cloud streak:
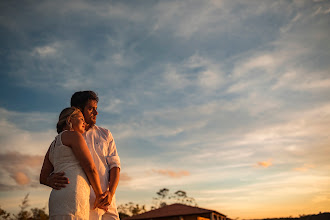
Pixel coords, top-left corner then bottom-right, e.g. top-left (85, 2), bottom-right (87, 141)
top-left (0, 151), bottom-right (44, 190)
top-left (151, 169), bottom-right (190, 178)
top-left (256, 160), bottom-right (273, 168)
top-left (11, 172), bottom-right (30, 185)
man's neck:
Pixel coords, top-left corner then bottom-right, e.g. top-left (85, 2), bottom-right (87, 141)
top-left (85, 124), bottom-right (95, 131)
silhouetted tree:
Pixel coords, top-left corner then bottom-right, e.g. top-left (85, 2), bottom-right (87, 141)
top-left (1, 194), bottom-right (50, 220)
top-left (30, 208), bottom-right (48, 220)
top-left (152, 188), bottom-right (197, 209)
top-left (172, 190), bottom-right (197, 206)
top-left (0, 207), bottom-right (11, 220)
top-left (118, 212), bottom-right (130, 220)
top-left (152, 188), bottom-right (170, 209)
top-left (14, 194), bottom-right (31, 220)
top-left (117, 202), bottom-right (146, 217)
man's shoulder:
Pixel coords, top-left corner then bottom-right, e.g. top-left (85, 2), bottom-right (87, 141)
top-left (93, 125), bottom-right (109, 132)
top-left (92, 125), bottom-right (113, 139)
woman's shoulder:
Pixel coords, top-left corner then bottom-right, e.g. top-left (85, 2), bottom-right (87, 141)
top-left (61, 130), bottom-right (84, 146)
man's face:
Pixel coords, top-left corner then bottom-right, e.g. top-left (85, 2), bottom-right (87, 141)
top-left (83, 99), bottom-right (98, 126)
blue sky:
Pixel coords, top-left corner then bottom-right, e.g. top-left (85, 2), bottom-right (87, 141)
top-left (0, 0), bottom-right (330, 219)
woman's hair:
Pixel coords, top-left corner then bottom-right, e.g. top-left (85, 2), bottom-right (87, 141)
top-left (56, 107), bottom-right (81, 134)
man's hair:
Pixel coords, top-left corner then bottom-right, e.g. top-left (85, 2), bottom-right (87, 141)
top-left (70, 91), bottom-right (99, 111)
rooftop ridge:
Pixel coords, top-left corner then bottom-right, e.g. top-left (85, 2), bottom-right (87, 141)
top-left (124, 203), bottom-right (226, 220)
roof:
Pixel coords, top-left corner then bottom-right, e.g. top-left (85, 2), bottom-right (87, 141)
top-left (124, 203), bottom-right (226, 220)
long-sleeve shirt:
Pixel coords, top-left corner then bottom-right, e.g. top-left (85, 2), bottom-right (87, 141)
top-left (83, 125), bottom-right (121, 217)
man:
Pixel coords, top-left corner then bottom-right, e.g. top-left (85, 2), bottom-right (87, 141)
top-left (45, 91), bottom-right (121, 220)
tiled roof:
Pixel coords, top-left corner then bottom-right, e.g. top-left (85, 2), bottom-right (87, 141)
top-left (124, 203), bottom-right (226, 220)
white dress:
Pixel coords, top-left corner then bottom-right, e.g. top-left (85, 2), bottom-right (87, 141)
top-left (48, 131), bottom-right (90, 220)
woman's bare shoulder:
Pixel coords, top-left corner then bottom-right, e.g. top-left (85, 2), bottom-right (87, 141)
top-left (61, 131), bottom-right (83, 147)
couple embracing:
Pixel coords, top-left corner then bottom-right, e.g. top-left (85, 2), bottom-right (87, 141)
top-left (40, 91), bottom-right (121, 220)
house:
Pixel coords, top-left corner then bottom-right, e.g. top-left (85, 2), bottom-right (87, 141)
top-left (123, 203), bottom-right (227, 220)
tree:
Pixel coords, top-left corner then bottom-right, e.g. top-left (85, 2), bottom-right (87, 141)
top-left (14, 194), bottom-right (31, 220)
top-left (152, 188), bottom-right (170, 209)
top-left (172, 190), bottom-right (197, 206)
top-left (152, 188), bottom-right (197, 209)
top-left (30, 208), bottom-right (48, 220)
top-left (0, 207), bottom-right (11, 220)
top-left (2, 194), bottom-right (50, 220)
top-left (117, 202), bottom-right (146, 217)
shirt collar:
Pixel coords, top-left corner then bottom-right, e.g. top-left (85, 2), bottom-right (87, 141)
top-left (85, 124), bottom-right (97, 134)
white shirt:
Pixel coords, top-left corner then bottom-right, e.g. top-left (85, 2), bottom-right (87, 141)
top-left (83, 125), bottom-right (121, 217)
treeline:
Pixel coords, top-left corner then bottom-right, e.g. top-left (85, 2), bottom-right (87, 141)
top-left (0, 188), bottom-right (195, 220)
top-left (0, 194), bottom-right (48, 220)
top-left (2, 189), bottom-right (328, 220)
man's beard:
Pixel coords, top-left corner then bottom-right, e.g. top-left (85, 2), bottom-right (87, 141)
top-left (89, 120), bottom-right (96, 126)
top-left (86, 118), bottom-right (96, 127)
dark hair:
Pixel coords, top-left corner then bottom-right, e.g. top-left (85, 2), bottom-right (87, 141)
top-left (70, 91), bottom-right (99, 111)
top-left (56, 107), bottom-right (81, 134)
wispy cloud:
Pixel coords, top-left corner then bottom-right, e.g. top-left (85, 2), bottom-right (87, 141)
top-left (11, 172), bottom-right (30, 185)
top-left (32, 45), bottom-right (57, 57)
top-left (119, 172), bottom-right (132, 186)
top-left (256, 160), bottom-right (273, 168)
top-left (293, 164), bottom-right (315, 172)
top-left (0, 151), bottom-right (44, 190)
top-left (151, 169), bottom-right (190, 178)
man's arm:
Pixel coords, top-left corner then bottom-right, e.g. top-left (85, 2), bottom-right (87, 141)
top-left (98, 130), bottom-right (121, 209)
top-left (98, 167), bottom-right (120, 209)
top-left (40, 145), bottom-right (69, 190)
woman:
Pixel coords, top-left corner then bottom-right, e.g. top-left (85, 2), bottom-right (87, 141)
top-left (40, 107), bottom-right (105, 219)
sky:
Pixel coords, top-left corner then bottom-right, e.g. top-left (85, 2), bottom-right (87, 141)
top-left (0, 0), bottom-right (330, 219)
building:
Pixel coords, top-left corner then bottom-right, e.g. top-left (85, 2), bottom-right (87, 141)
top-left (123, 203), bottom-right (227, 220)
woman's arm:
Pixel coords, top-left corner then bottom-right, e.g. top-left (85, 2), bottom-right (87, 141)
top-left (40, 147), bottom-right (53, 186)
top-left (62, 131), bottom-right (103, 197)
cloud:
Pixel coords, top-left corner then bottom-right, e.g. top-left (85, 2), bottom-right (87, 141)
top-left (0, 108), bottom-right (56, 190)
top-left (102, 98), bottom-right (124, 114)
top-left (0, 151), bottom-right (44, 170)
top-left (11, 172), bottom-right (30, 185)
top-left (0, 151), bottom-right (44, 188)
top-left (232, 54), bottom-right (276, 78)
top-left (0, 183), bottom-right (19, 191)
top-left (294, 164), bottom-right (315, 172)
top-left (256, 160), bottom-right (273, 168)
top-left (0, 108), bottom-right (56, 154)
top-left (32, 45), bottom-right (57, 57)
top-left (151, 169), bottom-right (190, 178)
top-left (119, 172), bottom-right (132, 184)
top-left (325, 7), bottom-right (330, 14)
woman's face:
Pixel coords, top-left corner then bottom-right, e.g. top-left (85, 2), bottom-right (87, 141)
top-left (70, 111), bottom-right (86, 134)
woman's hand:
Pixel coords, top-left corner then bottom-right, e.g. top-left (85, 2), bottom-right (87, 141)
top-left (93, 194), bottom-right (108, 212)
top-left (95, 190), bottom-right (113, 210)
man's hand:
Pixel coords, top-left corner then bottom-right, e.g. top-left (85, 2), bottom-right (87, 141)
top-left (47, 172), bottom-right (69, 190)
top-left (96, 191), bottom-right (113, 210)
top-left (93, 194), bottom-right (108, 212)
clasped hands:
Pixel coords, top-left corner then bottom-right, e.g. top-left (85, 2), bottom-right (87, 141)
top-left (93, 191), bottom-right (113, 212)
